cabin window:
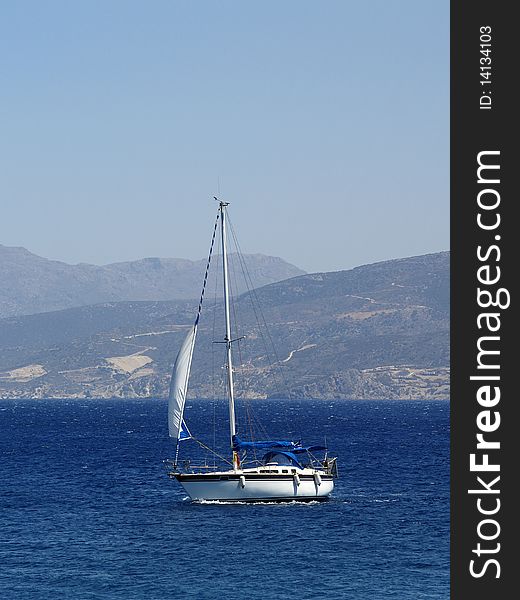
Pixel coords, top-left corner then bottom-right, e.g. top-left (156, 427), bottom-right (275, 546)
top-left (282, 470), bottom-right (288, 473)
top-left (292, 469), bottom-right (296, 474)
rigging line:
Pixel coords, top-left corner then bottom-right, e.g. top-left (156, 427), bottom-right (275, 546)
top-left (179, 208), bottom-right (220, 463)
top-left (227, 217), bottom-right (294, 440)
top-left (226, 226), bottom-right (271, 443)
top-left (194, 209), bottom-right (220, 326)
top-left (228, 250), bottom-right (241, 430)
top-left (211, 233), bottom-right (222, 462)
top-left (232, 255), bottom-right (257, 404)
top-left (228, 251), bottom-right (240, 351)
top-left (228, 249), bottom-right (253, 406)
top-left (247, 401), bottom-right (271, 440)
top-left (244, 402), bottom-right (263, 463)
top-left (227, 215), bottom-right (292, 399)
top-left (227, 215), bottom-right (281, 364)
top-left (229, 250), bottom-right (273, 379)
top-left (232, 264), bottom-right (272, 436)
top-left (192, 437), bottom-right (233, 466)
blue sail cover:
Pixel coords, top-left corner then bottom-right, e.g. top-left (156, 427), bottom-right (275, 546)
top-left (233, 436), bottom-right (328, 469)
top-left (292, 445), bottom-right (327, 454)
top-left (232, 435), bottom-right (300, 451)
top-left (232, 435), bottom-right (326, 454)
top-left (262, 451), bottom-right (304, 469)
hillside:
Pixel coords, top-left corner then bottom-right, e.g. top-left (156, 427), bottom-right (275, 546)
top-left (0, 244), bottom-right (305, 318)
top-left (0, 252), bottom-right (449, 400)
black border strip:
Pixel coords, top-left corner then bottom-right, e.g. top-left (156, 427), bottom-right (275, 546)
top-left (451, 2), bottom-right (514, 596)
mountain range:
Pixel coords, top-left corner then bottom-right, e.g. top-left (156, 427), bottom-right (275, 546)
top-left (0, 244), bottom-right (305, 318)
top-left (0, 251), bottom-right (449, 400)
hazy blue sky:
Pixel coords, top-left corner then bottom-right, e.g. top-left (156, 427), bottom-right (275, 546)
top-left (1, 1), bottom-right (448, 273)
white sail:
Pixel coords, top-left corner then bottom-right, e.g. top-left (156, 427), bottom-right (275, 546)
top-left (168, 325), bottom-right (197, 440)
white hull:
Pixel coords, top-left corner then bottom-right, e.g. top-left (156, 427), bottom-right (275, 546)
top-left (174, 468), bottom-right (334, 502)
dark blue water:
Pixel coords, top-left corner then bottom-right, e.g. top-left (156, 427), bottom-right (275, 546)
top-left (0, 399), bottom-right (449, 599)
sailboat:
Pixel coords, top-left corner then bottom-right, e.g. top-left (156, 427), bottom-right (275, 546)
top-left (167, 199), bottom-right (337, 502)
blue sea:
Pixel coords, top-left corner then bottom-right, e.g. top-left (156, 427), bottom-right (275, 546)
top-left (0, 399), bottom-right (449, 599)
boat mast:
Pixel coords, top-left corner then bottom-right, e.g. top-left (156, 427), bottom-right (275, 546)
top-left (219, 200), bottom-right (238, 469)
